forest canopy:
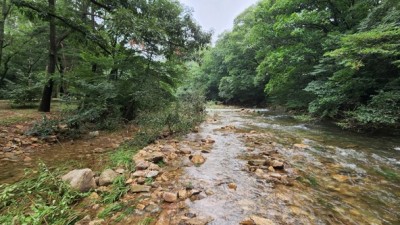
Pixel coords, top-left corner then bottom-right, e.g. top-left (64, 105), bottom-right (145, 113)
top-left (0, 0), bottom-right (211, 129)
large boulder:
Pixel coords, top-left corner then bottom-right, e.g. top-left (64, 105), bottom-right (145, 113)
top-left (99, 169), bottom-right (118, 186)
top-left (62, 168), bottom-right (97, 192)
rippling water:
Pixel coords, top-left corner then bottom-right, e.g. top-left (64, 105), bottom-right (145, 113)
top-left (181, 109), bottom-right (400, 225)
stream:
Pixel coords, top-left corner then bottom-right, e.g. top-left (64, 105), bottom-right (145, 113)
top-left (179, 108), bottom-right (400, 225)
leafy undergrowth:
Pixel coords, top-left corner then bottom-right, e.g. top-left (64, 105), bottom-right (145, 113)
top-left (0, 164), bottom-right (88, 225)
top-left (0, 94), bottom-right (206, 224)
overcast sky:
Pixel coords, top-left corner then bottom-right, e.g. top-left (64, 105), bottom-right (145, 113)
top-left (179, 0), bottom-right (259, 43)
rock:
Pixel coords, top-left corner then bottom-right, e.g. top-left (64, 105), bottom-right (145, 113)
top-left (178, 189), bottom-right (188, 199)
top-left (189, 189), bottom-right (201, 197)
top-left (255, 169), bottom-right (264, 178)
top-left (228, 183), bottom-right (237, 190)
top-left (332, 174), bottom-right (348, 182)
top-left (146, 171), bottom-right (159, 178)
top-left (269, 173), bottom-right (282, 179)
top-left (88, 219), bottom-right (104, 225)
top-left (162, 145), bottom-right (175, 152)
top-left (137, 177), bottom-right (146, 184)
top-left (145, 204), bottom-right (161, 213)
top-left (162, 192), bottom-right (177, 203)
top-left (131, 185), bottom-right (151, 193)
top-left (249, 215), bottom-right (275, 225)
top-left (136, 161), bottom-right (150, 170)
top-left (185, 216), bottom-right (213, 225)
top-left (293, 143), bottom-right (309, 149)
top-left (182, 158), bottom-right (194, 167)
top-left (136, 204), bottom-right (146, 210)
top-left (190, 154), bottom-right (206, 165)
top-left (99, 169), bottom-right (118, 186)
top-left (23, 156), bottom-right (32, 162)
top-left (248, 160), bottom-right (266, 166)
top-left (180, 147), bottom-right (192, 154)
top-left (3, 147), bottom-right (12, 152)
top-left (89, 131), bottom-right (99, 137)
top-left (271, 160), bottom-right (284, 170)
top-left (115, 168), bottom-right (125, 174)
top-left (62, 168), bottom-right (97, 192)
top-left (93, 148), bottom-right (106, 153)
top-left (268, 166), bottom-right (275, 172)
top-left (240, 219), bottom-right (255, 225)
top-left (132, 171), bottom-right (147, 177)
top-left (145, 152), bottom-right (164, 163)
top-left (88, 192), bottom-right (100, 200)
top-left (205, 189), bottom-right (214, 195)
top-left (148, 163), bottom-right (161, 171)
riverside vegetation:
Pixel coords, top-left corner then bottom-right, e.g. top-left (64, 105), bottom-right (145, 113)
top-left (188, 0), bottom-right (400, 132)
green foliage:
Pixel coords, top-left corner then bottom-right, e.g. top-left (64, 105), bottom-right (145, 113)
top-left (101, 176), bottom-right (129, 204)
top-left (8, 82), bottom-right (42, 107)
top-left (0, 164), bottom-right (87, 225)
top-left (98, 203), bottom-right (124, 219)
top-left (138, 217), bottom-right (154, 225)
top-left (194, 0), bottom-right (400, 131)
top-left (109, 147), bottom-right (137, 172)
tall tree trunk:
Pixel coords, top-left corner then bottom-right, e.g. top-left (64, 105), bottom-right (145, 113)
top-left (39, 0), bottom-right (57, 112)
top-left (0, 0), bottom-right (9, 85)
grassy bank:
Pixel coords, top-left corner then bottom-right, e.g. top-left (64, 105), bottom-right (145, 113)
top-left (0, 96), bottom-right (206, 224)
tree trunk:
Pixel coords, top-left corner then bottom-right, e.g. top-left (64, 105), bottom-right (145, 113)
top-left (39, 0), bottom-right (57, 112)
top-left (0, 0), bottom-right (9, 85)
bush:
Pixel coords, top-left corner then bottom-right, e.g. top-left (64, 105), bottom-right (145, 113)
top-left (8, 82), bottom-right (42, 108)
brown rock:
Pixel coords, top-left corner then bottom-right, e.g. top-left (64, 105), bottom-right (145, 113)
top-left (178, 189), bottom-right (188, 199)
top-left (250, 215), bottom-right (275, 225)
top-left (293, 143), bottom-right (309, 149)
top-left (132, 171), bottom-right (146, 177)
top-left (23, 156), bottom-right (32, 162)
top-left (271, 160), bottom-right (284, 170)
top-left (185, 216), bottom-right (213, 225)
top-left (99, 169), bottom-right (118, 186)
top-left (228, 182), bottom-right (237, 190)
top-left (136, 161), bottom-right (150, 170)
top-left (162, 192), bottom-right (177, 203)
top-left (268, 166), bottom-right (275, 172)
top-left (61, 168), bottom-right (97, 192)
top-left (131, 185), bottom-right (151, 193)
top-left (191, 154), bottom-right (206, 165)
top-left (145, 152), bottom-right (164, 163)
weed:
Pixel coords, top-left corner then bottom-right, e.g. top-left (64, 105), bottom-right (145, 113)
top-left (156, 160), bottom-right (166, 168)
top-left (98, 202), bottom-right (124, 219)
top-left (138, 217), bottom-right (154, 225)
top-left (109, 147), bottom-right (138, 172)
top-left (0, 163), bottom-right (88, 225)
top-left (375, 167), bottom-right (400, 181)
top-left (101, 176), bottom-right (129, 204)
top-left (145, 177), bottom-right (154, 185)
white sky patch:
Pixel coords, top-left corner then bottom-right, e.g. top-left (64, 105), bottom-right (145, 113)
top-left (178, 0), bottom-right (259, 43)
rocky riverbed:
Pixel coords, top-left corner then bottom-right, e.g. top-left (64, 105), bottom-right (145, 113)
top-left (2, 108), bottom-right (400, 224)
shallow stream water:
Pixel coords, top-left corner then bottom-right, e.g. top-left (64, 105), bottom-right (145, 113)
top-left (180, 109), bottom-right (400, 225)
